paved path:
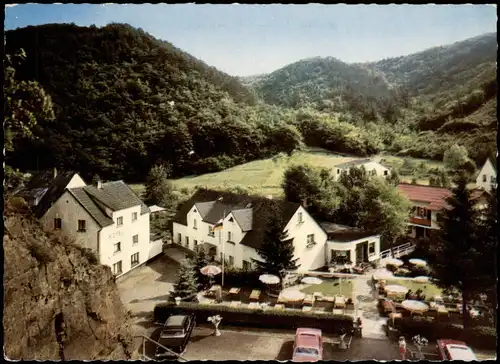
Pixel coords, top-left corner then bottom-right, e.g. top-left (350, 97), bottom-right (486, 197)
top-left (352, 272), bottom-right (388, 340)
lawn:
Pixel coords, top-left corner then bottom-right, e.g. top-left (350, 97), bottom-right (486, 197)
top-left (385, 278), bottom-right (444, 298)
top-left (130, 149), bottom-right (451, 198)
top-left (301, 279), bottom-right (355, 297)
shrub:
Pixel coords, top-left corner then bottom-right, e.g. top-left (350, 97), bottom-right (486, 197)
top-left (154, 302), bottom-right (353, 334)
top-left (213, 267), bottom-right (261, 288)
top-left (81, 247), bottom-right (99, 265)
top-left (27, 240), bottom-right (56, 264)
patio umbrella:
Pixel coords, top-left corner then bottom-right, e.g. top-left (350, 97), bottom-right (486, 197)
top-left (381, 257), bottom-right (404, 267)
top-left (280, 289), bottom-right (306, 308)
top-left (409, 258), bottom-right (427, 267)
top-left (401, 300), bottom-right (429, 314)
top-left (200, 265), bottom-right (222, 276)
top-left (259, 274), bottom-right (280, 285)
top-left (201, 265), bottom-right (222, 286)
top-left (385, 285), bottom-right (409, 294)
top-left (301, 276), bottom-right (323, 285)
top-left (414, 276), bottom-right (430, 283)
top-left (373, 269), bottom-right (394, 280)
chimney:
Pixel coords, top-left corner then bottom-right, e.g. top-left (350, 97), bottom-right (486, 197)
top-left (53, 167), bottom-right (57, 179)
top-left (95, 179), bottom-right (102, 189)
top-left (301, 198), bottom-right (308, 208)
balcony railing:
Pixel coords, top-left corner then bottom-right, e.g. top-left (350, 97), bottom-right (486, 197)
top-left (379, 242), bottom-right (416, 260)
top-left (409, 216), bottom-right (432, 227)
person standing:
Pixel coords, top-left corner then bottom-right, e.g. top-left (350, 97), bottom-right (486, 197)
top-left (398, 336), bottom-right (407, 360)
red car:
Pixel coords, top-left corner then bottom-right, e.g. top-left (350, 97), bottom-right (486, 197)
top-left (292, 328), bottom-right (323, 362)
top-left (436, 339), bottom-right (477, 361)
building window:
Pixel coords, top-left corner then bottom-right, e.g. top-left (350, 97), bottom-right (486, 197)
top-left (227, 231), bottom-right (232, 242)
top-left (132, 212), bottom-right (138, 222)
top-left (369, 242), bottom-right (376, 255)
top-left (77, 219), bottom-right (86, 232)
top-left (491, 176), bottom-right (496, 184)
top-left (113, 261), bottom-right (122, 275)
top-left (243, 260), bottom-right (251, 270)
top-left (307, 234), bottom-right (315, 246)
top-left (132, 234), bottom-right (139, 245)
top-left (114, 242), bottom-right (121, 253)
top-left (193, 219), bottom-right (197, 229)
top-left (298, 212), bottom-right (303, 224)
top-left (483, 174), bottom-right (487, 182)
top-left (194, 240), bottom-right (198, 248)
top-left (54, 218), bottom-right (62, 230)
top-left (371, 169), bottom-right (377, 176)
top-left (337, 169), bottom-right (340, 174)
top-left (228, 255), bottom-right (234, 266)
top-left (131, 253), bottom-right (139, 267)
top-left (384, 170), bottom-right (388, 176)
top-left (208, 226), bottom-right (214, 237)
top-left (177, 233), bottom-right (182, 244)
top-left (185, 236), bottom-right (189, 248)
top-left (331, 250), bottom-right (351, 265)
top-left (117, 216), bottom-right (123, 227)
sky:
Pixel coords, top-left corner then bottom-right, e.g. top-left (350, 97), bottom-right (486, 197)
top-left (4, 4), bottom-right (497, 76)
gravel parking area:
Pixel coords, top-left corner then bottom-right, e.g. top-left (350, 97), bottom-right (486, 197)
top-left (116, 254), bottom-right (179, 323)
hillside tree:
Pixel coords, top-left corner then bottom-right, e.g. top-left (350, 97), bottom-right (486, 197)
top-left (144, 163), bottom-right (174, 208)
top-left (443, 144), bottom-right (470, 171)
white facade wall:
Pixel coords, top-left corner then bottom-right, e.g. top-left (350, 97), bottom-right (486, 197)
top-left (326, 235), bottom-right (381, 264)
top-left (41, 190), bottom-right (101, 252)
top-left (333, 162), bottom-right (390, 181)
top-left (99, 205), bottom-right (150, 277)
top-left (283, 206), bottom-right (327, 271)
top-left (476, 159), bottom-right (497, 192)
top-left (66, 174), bottom-right (87, 189)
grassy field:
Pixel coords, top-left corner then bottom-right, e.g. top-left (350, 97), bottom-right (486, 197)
top-left (130, 149), bottom-right (454, 198)
top-left (301, 279), bottom-right (355, 297)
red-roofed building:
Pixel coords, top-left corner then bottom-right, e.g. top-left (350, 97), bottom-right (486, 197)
top-left (397, 183), bottom-right (489, 239)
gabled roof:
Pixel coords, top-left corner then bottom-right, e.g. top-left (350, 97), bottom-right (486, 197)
top-left (173, 189), bottom-right (300, 250)
top-left (231, 208), bottom-right (253, 232)
top-left (397, 183), bottom-right (451, 211)
top-left (15, 169), bottom-right (80, 218)
top-left (83, 181), bottom-right (150, 215)
top-left (334, 158), bottom-right (373, 170)
top-left (68, 187), bottom-right (114, 228)
top-left (319, 221), bottom-right (377, 242)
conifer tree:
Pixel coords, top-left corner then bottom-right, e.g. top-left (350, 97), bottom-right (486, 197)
top-left (170, 258), bottom-right (198, 303)
top-left (252, 204), bottom-right (300, 285)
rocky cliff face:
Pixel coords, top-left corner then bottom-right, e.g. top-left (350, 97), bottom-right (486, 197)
top-left (3, 200), bottom-right (133, 360)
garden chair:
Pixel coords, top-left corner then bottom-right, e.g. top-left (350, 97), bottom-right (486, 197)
top-left (249, 289), bottom-right (261, 301)
top-left (274, 304), bottom-right (285, 310)
top-left (333, 309), bottom-right (344, 315)
top-left (302, 306), bottom-right (312, 312)
top-left (229, 301), bottom-right (242, 307)
top-left (323, 295), bottom-right (335, 303)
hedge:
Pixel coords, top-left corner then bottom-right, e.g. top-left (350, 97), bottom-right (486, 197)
top-left (212, 268), bottom-right (262, 288)
top-left (392, 317), bottom-right (496, 350)
top-left (154, 302), bottom-right (353, 334)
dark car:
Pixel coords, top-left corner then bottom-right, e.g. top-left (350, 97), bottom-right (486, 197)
top-left (155, 314), bottom-right (196, 359)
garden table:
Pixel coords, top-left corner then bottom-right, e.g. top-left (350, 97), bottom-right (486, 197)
top-left (229, 287), bottom-right (240, 295)
top-left (302, 306), bottom-right (312, 312)
top-left (274, 304), bottom-right (285, 310)
top-left (230, 301), bottom-right (242, 307)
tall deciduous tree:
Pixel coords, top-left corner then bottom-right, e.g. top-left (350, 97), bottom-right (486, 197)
top-left (170, 258), bottom-right (198, 303)
top-left (4, 49), bottom-right (55, 153)
top-left (144, 163), bottom-right (174, 208)
top-left (282, 164), bottom-right (323, 205)
top-left (252, 204), bottom-right (300, 284)
top-left (427, 173), bottom-right (486, 328)
top-left (443, 144), bottom-right (470, 171)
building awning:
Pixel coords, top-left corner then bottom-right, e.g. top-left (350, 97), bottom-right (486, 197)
top-left (149, 205), bottom-right (166, 213)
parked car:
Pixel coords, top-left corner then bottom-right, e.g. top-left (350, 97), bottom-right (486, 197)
top-left (155, 314), bottom-right (196, 359)
top-left (292, 328), bottom-right (323, 362)
top-left (436, 339), bottom-right (477, 361)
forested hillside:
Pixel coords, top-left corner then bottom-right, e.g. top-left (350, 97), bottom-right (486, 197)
top-left (5, 23), bottom-right (302, 181)
top-left (5, 24), bottom-right (496, 181)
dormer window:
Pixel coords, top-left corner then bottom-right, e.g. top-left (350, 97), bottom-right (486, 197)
top-left (298, 212), bottom-right (303, 224)
top-left (483, 174), bottom-right (487, 182)
top-left (117, 216), bottom-right (123, 227)
top-left (208, 226), bottom-right (214, 237)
